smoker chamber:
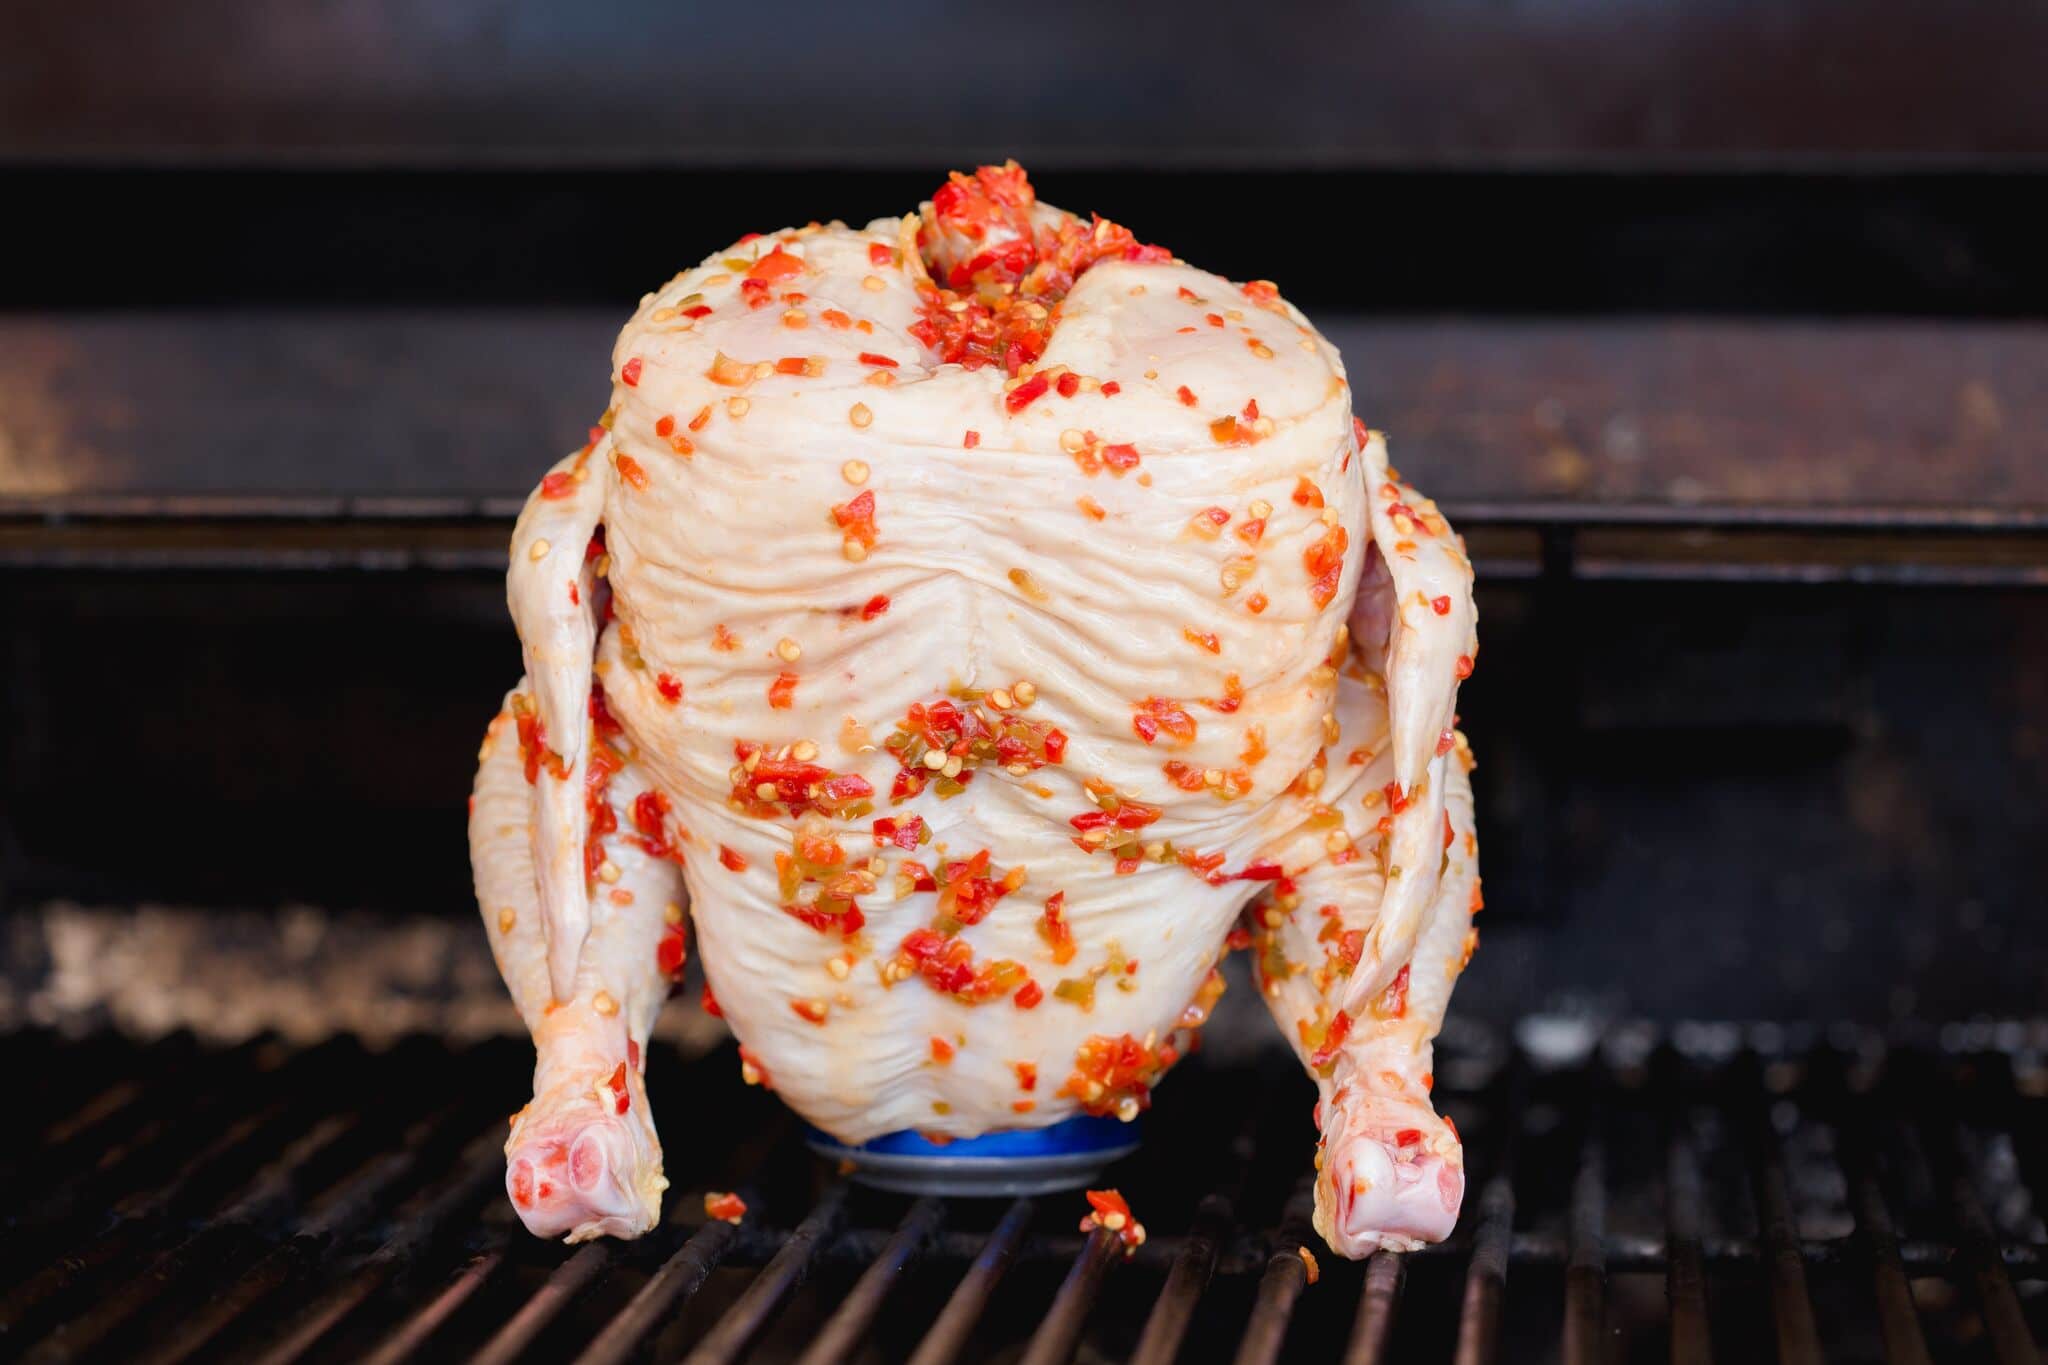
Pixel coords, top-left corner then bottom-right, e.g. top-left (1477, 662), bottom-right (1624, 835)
top-left (3, 1022), bottom-right (2044, 1362)
top-left (6, 2), bottom-right (2048, 1359)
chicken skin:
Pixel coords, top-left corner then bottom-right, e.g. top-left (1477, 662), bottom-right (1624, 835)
top-left (470, 164), bottom-right (1480, 1254)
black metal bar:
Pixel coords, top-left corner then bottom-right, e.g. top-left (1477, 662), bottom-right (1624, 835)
top-left (0, 1095), bottom-right (291, 1336)
top-left (470, 1243), bottom-right (618, 1365)
top-left (20, 1111), bottom-right (364, 1365)
top-left (250, 1127), bottom-right (510, 1365)
top-left (1233, 1180), bottom-right (1318, 1365)
top-left (1846, 1151), bottom-right (1934, 1365)
top-left (139, 1101), bottom-right (479, 1365)
top-left (572, 1218), bottom-right (741, 1365)
top-left (365, 1251), bottom-right (505, 1365)
top-left (1454, 1171), bottom-right (1517, 1365)
top-left (13, 492), bottom-right (2048, 535)
top-left (1562, 1090), bottom-right (1607, 1365)
top-left (1343, 1252), bottom-right (1406, 1365)
top-left (1017, 1225), bottom-right (1124, 1365)
top-left (1130, 1191), bottom-right (1232, 1365)
top-left (1665, 1096), bottom-right (1715, 1365)
top-left (1745, 1076), bottom-right (1825, 1365)
top-left (792, 1196), bottom-right (943, 1365)
top-left (1937, 1126), bottom-right (2041, 1365)
top-left (906, 1197), bottom-right (1034, 1365)
top-left (680, 1182), bottom-right (851, 1365)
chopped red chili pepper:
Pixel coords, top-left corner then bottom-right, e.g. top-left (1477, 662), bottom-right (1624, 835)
top-left (860, 593), bottom-right (891, 621)
top-left (620, 357), bottom-right (643, 387)
top-left (873, 814), bottom-right (928, 851)
top-left (1005, 372), bottom-right (1050, 413)
top-left (607, 1062), bottom-right (630, 1114)
top-left (1308, 1009), bottom-right (1353, 1071)
top-left (1292, 476), bottom-right (1325, 508)
top-left (656, 926), bottom-right (687, 977)
top-left (1079, 1188), bottom-right (1147, 1249)
top-left (1431, 595), bottom-right (1452, 616)
top-left (767, 673), bottom-right (799, 709)
top-left (1015, 980), bottom-right (1044, 1009)
top-left (1130, 696), bottom-right (1198, 746)
top-left (745, 246), bottom-right (804, 285)
top-left (1455, 654), bottom-right (1475, 680)
top-left (616, 454), bottom-right (649, 491)
top-left (1376, 964), bottom-right (1411, 1019)
top-left (1039, 891), bottom-right (1077, 965)
top-left (704, 1191), bottom-right (747, 1223)
top-left (1304, 525), bottom-right (1349, 609)
top-left (884, 695), bottom-right (1064, 801)
top-left (910, 166), bottom-right (1166, 378)
top-left (540, 471), bottom-right (576, 500)
top-left (858, 351), bottom-right (899, 368)
top-left (894, 924), bottom-right (1031, 1005)
top-left (831, 489), bottom-right (879, 552)
top-left (656, 673), bottom-right (684, 704)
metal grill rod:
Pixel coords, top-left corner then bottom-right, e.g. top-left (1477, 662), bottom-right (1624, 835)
top-left (1453, 1168), bottom-right (1517, 1365)
top-left (1665, 1099), bottom-right (1716, 1365)
top-left (1017, 1224), bottom-right (1124, 1365)
top-left (364, 1252), bottom-right (504, 1365)
top-left (139, 1100), bottom-right (481, 1365)
top-left (1233, 1179), bottom-right (1318, 1365)
top-left (572, 1213), bottom-right (743, 1365)
top-left (792, 1195), bottom-right (944, 1365)
top-left (680, 1181), bottom-right (849, 1365)
top-left (469, 1240), bottom-right (617, 1365)
top-left (1133, 1100), bottom-right (1262, 1365)
top-left (20, 1111), bottom-right (365, 1365)
top-left (1130, 1191), bottom-right (1232, 1365)
top-left (906, 1197), bottom-right (1034, 1365)
top-left (1743, 1060), bottom-right (1825, 1365)
top-left (1844, 1137), bottom-right (1935, 1365)
top-left (1343, 1251), bottom-right (1406, 1365)
top-left (0, 1096), bottom-right (291, 1337)
top-left (250, 1126), bottom-right (511, 1365)
top-left (1446, 1057), bottom-right (1527, 1365)
top-left (1562, 1069), bottom-right (1607, 1365)
top-left (1936, 1124), bottom-right (2041, 1365)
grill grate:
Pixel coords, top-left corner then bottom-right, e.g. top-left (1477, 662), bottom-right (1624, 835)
top-left (2, 1025), bottom-right (2043, 1363)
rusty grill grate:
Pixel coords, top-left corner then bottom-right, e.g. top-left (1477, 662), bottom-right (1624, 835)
top-left (3, 1025), bottom-right (2044, 1364)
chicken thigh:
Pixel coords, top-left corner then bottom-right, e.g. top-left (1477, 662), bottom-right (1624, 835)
top-left (470, 164), bottom-right (1480, 1255)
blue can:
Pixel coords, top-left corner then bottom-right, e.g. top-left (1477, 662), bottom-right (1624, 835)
top-left (806, 1116), bottom-right (1141, 1196)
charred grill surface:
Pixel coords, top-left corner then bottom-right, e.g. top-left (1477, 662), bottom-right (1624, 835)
top-left (2, 1027), bottom-right (2041, 1363)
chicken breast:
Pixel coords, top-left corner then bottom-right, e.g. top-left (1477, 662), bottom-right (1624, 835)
top-left (472, 164), bottom-right (1481, 1255)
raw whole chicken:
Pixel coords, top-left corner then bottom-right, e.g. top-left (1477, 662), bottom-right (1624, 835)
top-left (469, 164), bottom-right (1481, 1256)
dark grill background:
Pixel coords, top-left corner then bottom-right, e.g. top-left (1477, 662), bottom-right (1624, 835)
top-left (3, 0), bottom-right (2046, 1359)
